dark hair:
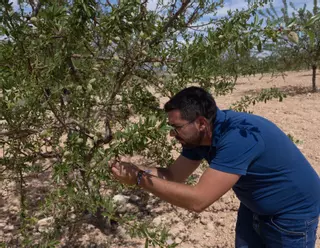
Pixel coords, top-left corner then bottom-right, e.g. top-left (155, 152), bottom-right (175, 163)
top-left (164, 86), bottom-right (217, 123)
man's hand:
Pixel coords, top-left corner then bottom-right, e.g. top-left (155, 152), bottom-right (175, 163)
top-left (110, 161), bottom-right (140, 186)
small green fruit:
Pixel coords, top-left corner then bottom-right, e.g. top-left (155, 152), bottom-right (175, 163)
top-left (87, 83), bottom-right (93, 92)
top-left (30, 17), bottom-right (37, 23)
top-left (287, 31), bottom-right (299, 44)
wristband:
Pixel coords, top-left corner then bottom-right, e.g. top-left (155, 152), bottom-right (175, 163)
top-left (136, 169), bottom-right (151, 186)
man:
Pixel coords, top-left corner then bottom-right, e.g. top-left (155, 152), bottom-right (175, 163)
top-left (111, 86), bottom-right (320, 247)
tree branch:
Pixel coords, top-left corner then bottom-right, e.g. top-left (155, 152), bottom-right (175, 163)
top-left (0, 129), bottom-right (39, 138)
top-left (37, 151), bottom-right (61, 159)
top-left (28, 0), bottom-right (41, 17)
top-left (106, 0), bottom-right (113, 9)
top-left (163, 0), bottom-right (191, 32)
top-left (71, 54), bottom-right (111, 61)
top-left (186, 6), bottom-right (199, 26)
top-left (46, 99), bottom-right (67, 130)
top-left (84, 119), bottom-right (112, 164)
top-left (66, 56), bottom-right (80, 81)
top-left (149, 0), bottom-right (191, 46)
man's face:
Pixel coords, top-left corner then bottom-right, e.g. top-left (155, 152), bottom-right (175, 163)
top-left (167, 110), bottom-right (204, 148)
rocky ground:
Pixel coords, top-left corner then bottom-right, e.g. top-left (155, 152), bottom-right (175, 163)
top-left (1, 70), bottom-right (320, 247)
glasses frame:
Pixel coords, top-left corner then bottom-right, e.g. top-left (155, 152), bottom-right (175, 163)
top-left (169, 119), bottom-right (196, 136)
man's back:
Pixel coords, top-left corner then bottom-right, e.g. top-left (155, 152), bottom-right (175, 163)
top-left (182, 109), bottom-right (320, 219)
top-left (226, 110), bottom-right (319, 218)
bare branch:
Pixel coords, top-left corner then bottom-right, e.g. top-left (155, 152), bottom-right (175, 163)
top-left (37, 152), bottom-right (61, 159)
top-left (149, 0), bottom-right (191, 47)
top-left (186, 6), bottom-right (200, 26)
top-left (170, 0), bottom-right (179, 16)
top-left (163, 0), bottom-right (191, 32)
top-left (66, 119), bottom-right (92, 135)
top-left (84, 42), bottom-right (95, 57)
top-left (46, 99), bottom-right (67, 130)
top-left (0, 129), bottom-right (39, 138)
top-left (66, 57), bottom-right (80, 80)
top-left (28, 0), bottom-right (41, 16)
top-left (140, 0), bottom-right (148, 17)
top-left (187, 20), bottom-right (216, 29)
top-left (71, 54), bottom-right (111, 61)
top-left (72, 53), bottom-right (177, 64)
top-left (0, 166), bottom-right (8, 174)
top-left (106, 0), bottom-right (113, 8)
top-left (84, 119), bottom-right (113, 164)
top-left (144, 58), bottom-right (177, 63)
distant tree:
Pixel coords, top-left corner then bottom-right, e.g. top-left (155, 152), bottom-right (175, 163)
top-left (260, 0), bottom-right (320, 92)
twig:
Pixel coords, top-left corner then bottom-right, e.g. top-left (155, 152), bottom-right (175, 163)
top-left (84, 42), bottom-right (95, 57)
top-left (47, 99), bottom-right (67, 130)
top-left (28, 0), bottom-right (41, 16)
top-left (106, 0), bottom-right (113, 9)
top-left (37, 152), bottom-right (61, 159)
top-left (0, 167), bottom-right (8, 174)
top-left (0, 129), bottom-right (39, 138)
top-left (186, 5), bottom-right (199, 26)
top-left (162, 0), bottom-right (191, 32)
top-left (71, 54), bottom-right (111, 61)
top-left (149, 0), bottom-right (191, 46)
top-left (66, 56), bottom-right (80, 80)
top-left (85, 118), bottom-right (113, 164)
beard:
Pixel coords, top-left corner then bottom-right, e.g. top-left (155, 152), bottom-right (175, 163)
top-left (178, 130), bottom-right (205, 149)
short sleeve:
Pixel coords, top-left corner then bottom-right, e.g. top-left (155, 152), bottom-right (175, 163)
top-left (181, 148), bottom-right (204, 161)
top-left (209, 128), bottom-right (265, 175)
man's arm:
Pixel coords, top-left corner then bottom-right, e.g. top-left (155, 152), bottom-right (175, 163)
top-left (112, 161), bottom-right (240, 213)
top-left (138, 167), bottom-right (240, 213)
top-left (138, 155), bottom-right (201, 183)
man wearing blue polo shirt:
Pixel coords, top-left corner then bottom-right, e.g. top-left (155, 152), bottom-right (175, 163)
top-left (111, 86), bottom-right (320, 247)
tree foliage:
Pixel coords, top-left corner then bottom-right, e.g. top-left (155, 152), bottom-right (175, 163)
top-left (260, 0), bottom-right (320, 92)
top-left (0, 0), bottom-right (282, 246)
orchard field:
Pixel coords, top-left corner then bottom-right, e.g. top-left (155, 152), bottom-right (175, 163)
top-left (1, 70), bottom-right (319, 248)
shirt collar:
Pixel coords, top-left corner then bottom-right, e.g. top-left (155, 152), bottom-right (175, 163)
top-left (211, 108), bottom-right (227, 147)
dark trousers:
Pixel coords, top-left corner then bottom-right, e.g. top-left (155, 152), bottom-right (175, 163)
top-left (235, 203), bottom-right (319, 248)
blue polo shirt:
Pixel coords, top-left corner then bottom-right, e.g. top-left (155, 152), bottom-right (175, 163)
top-left (182, 109), bottom-right (320, 219)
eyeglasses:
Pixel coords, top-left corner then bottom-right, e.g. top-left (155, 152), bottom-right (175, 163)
top-left (168, 120), bottom-right (195, 136)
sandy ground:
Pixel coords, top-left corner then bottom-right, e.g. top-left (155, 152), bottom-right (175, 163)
top-left (0, 70), bottom-right (319, 247)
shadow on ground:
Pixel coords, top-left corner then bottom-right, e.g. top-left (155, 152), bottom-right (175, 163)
top-left (242, 85), bottom-right (316, 97)
top-left (298, 73), bottom-right (320, 77)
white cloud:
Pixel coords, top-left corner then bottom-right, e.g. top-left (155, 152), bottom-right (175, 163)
top-left (147, 0), bottom-right (171, 11)
top-left (147, 0), bottom-right (158, 11)
top-left (9, 0), bottom-right (19, 11)
top-left (216, 0), bottom-right (250, 17)
top-left (261, 0), bottom-right (314, 15)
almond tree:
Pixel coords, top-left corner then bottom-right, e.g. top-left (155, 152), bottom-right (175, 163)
top-left (260, 0), bottom-right (320, 92)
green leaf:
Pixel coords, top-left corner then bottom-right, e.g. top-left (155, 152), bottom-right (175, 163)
top-left (257, 40), bottom-right (262, 52)
top-left (254, 14), bottom-right (259, 26)
top-left (287, 18), bottom-right (296, 28)
top-left (307, 30), bottom-right (315, 48)
top-left (305, 13), bottom-right (320, 27)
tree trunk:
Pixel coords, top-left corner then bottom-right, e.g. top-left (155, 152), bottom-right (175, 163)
top-left (312, 65), bottom-right (317, 92)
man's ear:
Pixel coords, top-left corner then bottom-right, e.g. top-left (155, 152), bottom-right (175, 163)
top-left (198, 117), bottom-right (207, 131)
